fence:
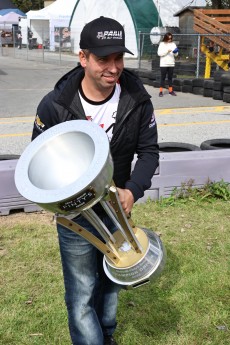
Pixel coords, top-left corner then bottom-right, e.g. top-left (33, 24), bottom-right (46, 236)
top-left (139, 32), bottom-right (230, 78)
top-left (0, 27), bottom-right (229, 77)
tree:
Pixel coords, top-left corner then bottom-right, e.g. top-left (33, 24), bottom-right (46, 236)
top-left (12, 0), bottom-right (43, 12)
top-left (206, 0), bottom-right (230, 8)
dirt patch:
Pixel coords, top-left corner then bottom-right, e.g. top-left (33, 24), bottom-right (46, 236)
top-left (0, 210), bottom-right (55, 227)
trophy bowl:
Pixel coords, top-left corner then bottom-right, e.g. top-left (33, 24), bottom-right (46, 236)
top-left (103, 227), bottom-right (166, 288)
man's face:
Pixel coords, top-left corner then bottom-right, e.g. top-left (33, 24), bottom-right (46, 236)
top-left (80, 51), bottom-right (124, 91)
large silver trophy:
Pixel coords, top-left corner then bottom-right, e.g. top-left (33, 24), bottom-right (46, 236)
top-left (15, 120), bottom-right (166, 288)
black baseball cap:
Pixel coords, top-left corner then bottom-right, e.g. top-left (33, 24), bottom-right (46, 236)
top-left (79, 16), bottom-right (134, 56)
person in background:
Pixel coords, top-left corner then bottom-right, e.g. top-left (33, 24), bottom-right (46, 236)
top-left (31, 16), bottom-right (159, 345)
top-left (28, 28), bottom-right (33, 50)
top-left (157, 32), bottom-right (179, 97)
top-left (17, 26), bottom-right (22, 49)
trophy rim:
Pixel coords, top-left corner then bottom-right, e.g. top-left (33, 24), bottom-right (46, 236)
top-left (15, 120), bottom-right (110, 204)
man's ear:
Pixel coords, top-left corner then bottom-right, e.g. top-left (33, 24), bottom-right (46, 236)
top-left (79, 50), bottom-right (87, 68)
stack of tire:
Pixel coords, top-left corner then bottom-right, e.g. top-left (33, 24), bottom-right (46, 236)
top-left (159, 142), bottom-right (201, 152)
top-left (212, 70), bottom-right (230, 102)
top-left (191, 78), bottom-right (204, 96)
top-left (200, 139), bottom-right (230, 150)
top-left (181, 79), bottom-right (193, 93)
top-left (172, 79), bottom-right (183, 92)
top-left (203, 79), bottom-right (214, 98)
top-left (158, 140), bottom-right (230, 152)
top-left (132, 69), bottom-right (158, 87)
top-left (222, 72), bottom-right (230, 103)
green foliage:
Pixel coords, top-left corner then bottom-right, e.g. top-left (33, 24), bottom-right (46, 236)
top-left (12, 0), bottom-right (43, 12)
top-left (206, 0), bottom-right (230, 9)
top-left (158, 179), bottom-right (230, 206)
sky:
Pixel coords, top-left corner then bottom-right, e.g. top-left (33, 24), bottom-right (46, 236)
top-left (179, 0), bottom-right (207, 7)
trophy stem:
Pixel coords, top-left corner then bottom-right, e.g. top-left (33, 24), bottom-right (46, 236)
top-left (56, 216), bottom-right (120, 265)
top-left (81, 208), bottom-right (117, 244)
top-left (109, 185), bottom-right (143, 253)
top-left (100, 200), bottom-right (131, 243)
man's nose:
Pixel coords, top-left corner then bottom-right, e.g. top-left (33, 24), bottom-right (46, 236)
top-left (107, 60), bottom-right (118, 72)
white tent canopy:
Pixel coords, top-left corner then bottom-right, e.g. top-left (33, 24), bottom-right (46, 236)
top-left (0, 11), bottom-right (21, 24)
top-left (24, 0), bottom-right (206, 54)
top-left (70, 0), bottom-right (206, 57)
top-left (26, 0), bottom-right (76, 50)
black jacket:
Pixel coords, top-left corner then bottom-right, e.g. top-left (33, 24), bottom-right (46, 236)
top-left (32, 66), bottom-right (159, 202)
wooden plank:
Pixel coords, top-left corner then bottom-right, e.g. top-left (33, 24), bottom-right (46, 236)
top-left (201, 9), bottom-right (230, 15)
top-left (194, 17), bottom-right (230, 38)
top-left (193, 9), bottom-right (230, 52)
top-left (194, 10), bottom-right (229, 33)
top-left (214, 17), bottom-right (230, 22)
top-left (193, 24), bottom-right (230, 51)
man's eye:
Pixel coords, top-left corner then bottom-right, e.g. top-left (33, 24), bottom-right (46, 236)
top-left (98, 57), bottom-right (107, 62)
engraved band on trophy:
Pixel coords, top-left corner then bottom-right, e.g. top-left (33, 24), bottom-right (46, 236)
top-left (15, 120), bottom-right (166, 288)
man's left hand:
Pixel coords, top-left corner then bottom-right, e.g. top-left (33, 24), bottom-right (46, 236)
top-left (116, 188), bottom-right (134, 215)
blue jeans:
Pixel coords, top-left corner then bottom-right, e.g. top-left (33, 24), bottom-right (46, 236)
top-left (57, 213), bottom-right (122, 345)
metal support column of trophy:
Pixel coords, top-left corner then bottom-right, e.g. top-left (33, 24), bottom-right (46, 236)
top-left (15, 120), bottom-right (166, 288)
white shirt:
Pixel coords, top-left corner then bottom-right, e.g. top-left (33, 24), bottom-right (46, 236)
top-left (79, 83), bottom-right (121, 141)
top-left (157, 42), bottom-right (178, 67)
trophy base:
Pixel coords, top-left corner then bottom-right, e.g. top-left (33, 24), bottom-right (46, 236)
top-left (103, 228), bottom-right (166, 289)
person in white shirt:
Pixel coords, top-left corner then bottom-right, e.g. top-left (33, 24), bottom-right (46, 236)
top-left (157, 32), bottom-right (179, 97)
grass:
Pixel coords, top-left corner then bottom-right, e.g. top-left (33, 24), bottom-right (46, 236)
top-left (1, 182), bottom-right (230, 345)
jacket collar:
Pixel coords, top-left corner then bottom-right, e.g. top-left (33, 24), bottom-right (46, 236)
top-left (54, 65), bottom-right (151, 113)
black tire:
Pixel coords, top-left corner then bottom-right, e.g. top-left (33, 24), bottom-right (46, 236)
top-left (203, 79), bottom-right (214, 89)
top-left (223, 86), bottom-right (230, 94)
top-left (140, 78), bottom-right (155, 86)
top-left (125, 68), bottom-right (139, 77)
top-left (192, 78), bottom-right (204, 87)
top-left (159, 142), bottom-right (201, 153)
top-left (213, 70), bottom-right (227, 81)
top-left (192, 87), bottom-right (204, 95)
top-left (140, 77), bottom-right (149, 85)
top-left (212, 90), bottom-right (223, 100)
top-left (148, 71), bottom-right (157, 80)
top-left (152, 80), bottom-right (160, 88)
top-left (0, 154), bottom-right (20, 160)
top-left (136, 69), bottom-right (150, 78)
top-left (213, 81), bottom-right (223, 91)
top-left (183, 79), bottom-right (193, 85)
top-left (173, 79), bottom-right (183, 86)
top-left (223, 93), bottom-right (230, 103)
top-left (220, 73), bottom-right (230, 86)
top-left (203, 88), bottom-right (213, 97)
top-left (172, 85), bottom-right (182, 92)
top-left (200, 139), bottom-right (230, 150)
top-left (182, 85), bottom-right (193, 93)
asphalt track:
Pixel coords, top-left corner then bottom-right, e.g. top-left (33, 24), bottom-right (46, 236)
top-left (0, 55), bottom-right (230, 155)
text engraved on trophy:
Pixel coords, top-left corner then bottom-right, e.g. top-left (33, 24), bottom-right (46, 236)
top-left (59, 188), bottom-right (96, 211)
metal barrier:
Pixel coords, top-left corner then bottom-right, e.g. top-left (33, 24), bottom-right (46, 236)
top-left (1, 150), bottom-right (230, 215)
top-left (0, 159), bottom-right (41, 215)
top-left (138, 149), bottom-right (230, 203)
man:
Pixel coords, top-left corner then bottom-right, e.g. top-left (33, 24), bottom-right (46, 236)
top-left (32, 16), bottom-right (159, 345)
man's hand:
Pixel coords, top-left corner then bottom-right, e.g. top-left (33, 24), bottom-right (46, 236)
top-left (116, 188), bottom-right (134, 215)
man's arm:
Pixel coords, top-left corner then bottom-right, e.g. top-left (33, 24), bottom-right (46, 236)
top-left (125, 100), bottom-right (159, 202)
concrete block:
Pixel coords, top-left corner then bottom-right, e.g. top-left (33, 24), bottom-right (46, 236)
top-left (0, 159), bottom-right (41, 216)
top-left (138, 149), bottom-right (230, 203)
top-left (1, 149), bottom-right (230, 215)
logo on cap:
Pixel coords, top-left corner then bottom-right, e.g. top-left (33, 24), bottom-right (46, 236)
top-left (97, 31), bottom-right (123, 40)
